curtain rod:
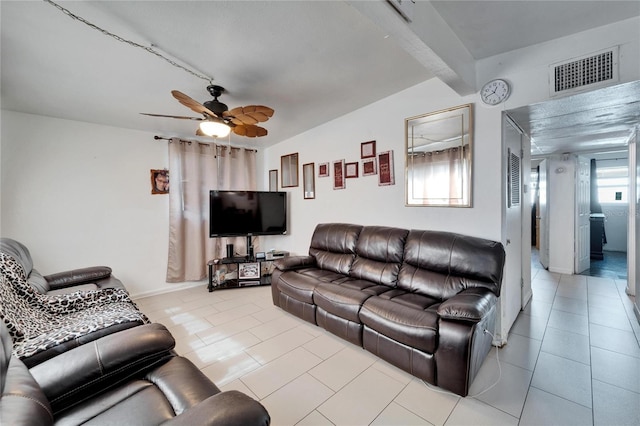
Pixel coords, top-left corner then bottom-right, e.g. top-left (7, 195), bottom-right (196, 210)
top-left (153, 136), bottom-right (257, 152)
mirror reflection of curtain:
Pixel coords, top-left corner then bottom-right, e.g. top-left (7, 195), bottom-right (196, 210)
top-left (166, 138), bottom-right (256, 282)
top-left (408, 146), bottom-right (469, 204)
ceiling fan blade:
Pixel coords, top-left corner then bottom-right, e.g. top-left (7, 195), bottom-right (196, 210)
top-left (232, 124), bottom-right (268, 138)
top-left (171, 90), bottom-right (220, 119)
top-left (225, 105), bottom-right (275, 125)
top-left (140, 112), bottom-right (203, 121)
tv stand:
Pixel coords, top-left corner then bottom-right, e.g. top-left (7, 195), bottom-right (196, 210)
top-left (207, 255), bottom-right (273, 292)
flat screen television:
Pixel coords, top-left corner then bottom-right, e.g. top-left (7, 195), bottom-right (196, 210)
top-left (209, 190), bottom-right (287, 237)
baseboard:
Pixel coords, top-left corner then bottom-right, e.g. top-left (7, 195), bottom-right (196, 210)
top-left (548, 266), bottom-right (573, 275)
top-left (131, 281), bottom-right (206, 300)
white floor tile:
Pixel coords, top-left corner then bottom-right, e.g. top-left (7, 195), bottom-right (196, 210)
top-left (241, 347), bottom-right (323, 399)
top-left (444, 398), bottom-right (518, 426)
top-left (183, 330), bottom-right (261, 369)
top-left (302, 333), bottom-right (346, 360)
top-left (308, 345), bottom-right (377, 391)
top-left (519, 387), bottom-right (593, 426)
top-left (531, 352), bottom-right (592, 408)
top-left (592, 379), bottom-right (640, 426)
top-left (510, 313), bottom-right (547, 340)
top-left (590, 323), bottom-right (640, 358)
top-left (541, 326), bottom-right (591, 365)
top-left (318, 367), bottom-right (405, 425)
top-left (261, 374), bottom-right (334, 426)
top-left (296, 410), bottom-right (334, 426)
top-left (394, 380), bottom-right (459, 426)
top-left (246, 327), bottom-right (317, 365)
top-left (490, 333), bottom-right (541, 371)
top-left (371, 402), bottom-right (432, 425)
top-left (591, 347), bottom-right (640, 393)
top-left (200, 351), bottom-right (261, 386)
top-left (547, 309), bottom-right (589, 336)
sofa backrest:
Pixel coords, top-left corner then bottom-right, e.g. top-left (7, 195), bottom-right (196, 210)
top-left (0, 238), bottom-right (50, 293)
top-left (309, 223), bottom-right (362, 275)
top-left (349, 226), bottom-right (408, 287)
top-left (398, 230), bottom-right (505, 299)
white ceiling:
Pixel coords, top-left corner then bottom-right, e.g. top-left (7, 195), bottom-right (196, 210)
top-left (1, 1), bottom-right (639, 151)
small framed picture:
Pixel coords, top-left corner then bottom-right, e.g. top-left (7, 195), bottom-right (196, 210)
top-left (318, 162), bottom-right (329, 177)
top-left (333, 159), bottom-right (345, 190)
top-left (362, 158), bottom-right (377, 176)
top-left (269, 169), bottom-right (278, 191)
top-left (378, 150), bottom-right (395, 186)
top-left (345, 162), bottom-right (359, 178)
top-left (238, 262), bottom-right (260, 279)
top-left (151, 169), bottom-right (169, 194)
top-left (361, 140), bottom-right (376, 159)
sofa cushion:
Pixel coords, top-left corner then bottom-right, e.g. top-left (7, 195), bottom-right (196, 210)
top-left (399, 230), bottom-right (505, 299)
top-left (360, 296), bottom-right (439, 354)
top-left (0, 238), bottom-right (34, 277)
top-left (309, 223), bottom-right (362, 275)
top-left (349, 226), bottom-right (408, 287)
top-left (314, 281), bottom-right (383, 323)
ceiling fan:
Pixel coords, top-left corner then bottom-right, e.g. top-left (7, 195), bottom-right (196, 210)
top-left (141, 85), bottom-right (274, 138)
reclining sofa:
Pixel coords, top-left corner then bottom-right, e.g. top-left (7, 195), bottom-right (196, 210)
top-left (0, 238), bottom-right (124, 295)
top-left (271, 223), bottom-right (505, 396)
top-left (0, 321), bottom-right (271, 425)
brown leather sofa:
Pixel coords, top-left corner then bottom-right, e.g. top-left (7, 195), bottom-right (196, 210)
top-left (0, 238), bottom-right (125, 295)
top-left (271, 223), bottom-right (505, 396)
top-left (0, 321), bottom-right (271, 425)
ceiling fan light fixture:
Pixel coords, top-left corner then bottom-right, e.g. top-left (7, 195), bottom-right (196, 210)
top-left (199, 121), bottom-right (231, 138)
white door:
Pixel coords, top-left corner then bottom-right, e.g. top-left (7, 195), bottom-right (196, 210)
top-left (502, 120), bottom-right (523, 338)
top-left (539, 159), bottom-right (550, 269)
top-left (575, 156), bottom-right (591, 273)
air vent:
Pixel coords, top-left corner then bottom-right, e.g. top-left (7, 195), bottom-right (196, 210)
top-left (549, 47), bottom-right (618, 96)
top-left (508, 148), bottom-right (520, 208)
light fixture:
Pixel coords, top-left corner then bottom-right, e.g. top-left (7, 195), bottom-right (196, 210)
top-left (199, 121), bottom-right (231, 138)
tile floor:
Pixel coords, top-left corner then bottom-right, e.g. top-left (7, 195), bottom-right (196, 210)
top-left (135, 261), bottom-right (640, 425)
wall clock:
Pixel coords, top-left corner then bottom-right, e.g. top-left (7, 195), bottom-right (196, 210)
top-left (480, 79), bottom-right (511, 105)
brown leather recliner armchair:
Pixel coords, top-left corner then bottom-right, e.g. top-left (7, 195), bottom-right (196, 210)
top-left (0, 237), bottom-right (125, 295)
top-left (0, 321), bottom-right (271, 425)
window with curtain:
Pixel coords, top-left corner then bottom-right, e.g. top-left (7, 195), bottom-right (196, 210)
top-left (166, 138), bottom-right (257, 283)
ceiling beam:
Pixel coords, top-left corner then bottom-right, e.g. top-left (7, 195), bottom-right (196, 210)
top-left (346, 0), bottom-right (476, 96)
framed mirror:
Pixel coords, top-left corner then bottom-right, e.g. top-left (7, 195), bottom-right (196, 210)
top-left (405, 104), bottom-right (473, 207)
top-left (281, 153), bottom-right (299, 188)
top-left (303, 163), bottom-right (315, 199)
top-left (269, 169), bottom-right (278, 191)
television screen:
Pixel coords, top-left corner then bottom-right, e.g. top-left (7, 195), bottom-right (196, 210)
top-left (209, 191), bottom-right (287, 237)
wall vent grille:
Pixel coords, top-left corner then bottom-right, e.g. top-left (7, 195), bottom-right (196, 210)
top-left (550, 47), bottom-right (618, 96)
top-left (508, 148), bottom-right (521, 208)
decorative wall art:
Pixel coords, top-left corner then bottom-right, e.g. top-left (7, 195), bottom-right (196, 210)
top-left (318, 162), bottom-right (329, 177)
top-left (269, 169), bottom-right (278, 191)
top-left (377, 150), bottom-right (395, 186)
top-left (345, 162), bottom-right (359, 178)
top-left (281, 153), bottom-right (299, 188)
top-left (151, 169), bottom-right (169, 194)
top-left (361, 140), bottom-right (376, 159)
top-left (303, 163), bottom-right (315, 199)
top-left (362, 158), bottom-right (377, 176)
top-left (333, 159), bottom-right (345, 190)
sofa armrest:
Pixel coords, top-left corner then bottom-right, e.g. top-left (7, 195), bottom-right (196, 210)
top-left (44, 266), bottom-right (113, 289)
top-left (29, 323), bottom-right (175, 413)
top-left (437, 288), bottom-right (497, 322)
top-left (160, 390), bottom-right (271, 426)
top-left (274, 255), bottom-right (316, 271)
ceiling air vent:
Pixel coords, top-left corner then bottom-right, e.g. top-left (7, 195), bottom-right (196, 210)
top-left (549, 47), bottom-right (618, 97)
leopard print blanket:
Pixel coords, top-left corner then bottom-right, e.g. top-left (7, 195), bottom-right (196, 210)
top-left (0, 251), bottom-right (149, 360)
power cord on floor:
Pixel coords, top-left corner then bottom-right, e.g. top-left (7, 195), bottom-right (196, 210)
top-left (421, 328), bottom-right (502, 398)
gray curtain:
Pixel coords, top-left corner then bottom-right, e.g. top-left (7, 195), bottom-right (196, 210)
top-left (166, 138), bottom-right (257, 282)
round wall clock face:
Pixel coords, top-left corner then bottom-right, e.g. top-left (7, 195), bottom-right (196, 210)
top-left (480, 79), bottom-right (511, 105)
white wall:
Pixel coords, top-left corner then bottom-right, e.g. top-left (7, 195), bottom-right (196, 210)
top-left (547, 156), bottom-right (577, 274)
top-left (259, 78), bottom-right (504, 257)
top-left (0, 111), bottom-right (198, 298)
